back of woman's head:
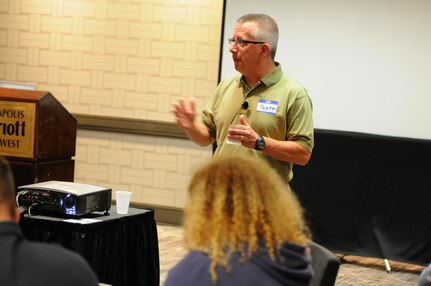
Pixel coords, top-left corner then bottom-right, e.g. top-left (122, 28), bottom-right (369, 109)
top-left (183, 155), bottom-right (310, 274)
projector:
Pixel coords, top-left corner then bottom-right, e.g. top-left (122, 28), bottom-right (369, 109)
top-left (17, 181), bottom-right (111, 216)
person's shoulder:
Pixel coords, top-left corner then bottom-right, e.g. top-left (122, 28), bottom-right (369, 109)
top-left (27, 241), bottom-right (90, 267)
top-left (21, 241), bottom-right (98, 285)
top-left (24, 239), bottom-right (80, 259)
top-left (164, 251), bottom-right (212, 286)
top-left (168, 251), bottom-right (211, 274)
top-left (279, 74), bottom-right (311, 103)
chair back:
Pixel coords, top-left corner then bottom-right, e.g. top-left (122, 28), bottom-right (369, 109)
top-left (309, 241), bottom-right (340, 286)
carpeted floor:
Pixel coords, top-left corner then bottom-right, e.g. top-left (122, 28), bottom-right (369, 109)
top-left (157, 224), bottom-right (424, 285)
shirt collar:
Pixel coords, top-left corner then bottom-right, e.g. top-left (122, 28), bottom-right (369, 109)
top-left (238, 62), bottom-right (283, 89)
top-left (260, 62), bottom-right (283, 87)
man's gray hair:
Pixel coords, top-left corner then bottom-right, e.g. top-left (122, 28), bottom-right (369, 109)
top-left (237, 14), bottom-right (279, 61)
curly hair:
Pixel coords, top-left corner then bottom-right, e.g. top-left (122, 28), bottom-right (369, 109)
top-left (183, 155), bottom-right (311, 282)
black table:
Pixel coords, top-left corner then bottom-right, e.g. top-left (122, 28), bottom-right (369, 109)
top-left (19, 206), bottom-right (160, 286)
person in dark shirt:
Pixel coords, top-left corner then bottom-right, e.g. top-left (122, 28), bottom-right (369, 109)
top-left (164, 155), bottom-right (313, 286)
top-left (0, 156), bottom-right (99, 286)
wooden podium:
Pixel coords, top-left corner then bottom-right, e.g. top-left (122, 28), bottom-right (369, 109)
top-left (0, 87), bottom-right (77, 188)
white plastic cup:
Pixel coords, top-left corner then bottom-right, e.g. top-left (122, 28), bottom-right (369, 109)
top-left (226, 124), bottom-right (243, 145)
top-left (115, 191), bottom-right (132, 214)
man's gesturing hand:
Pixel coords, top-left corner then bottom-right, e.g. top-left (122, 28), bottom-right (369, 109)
top-left (171, 97), bottom-right (197, 131)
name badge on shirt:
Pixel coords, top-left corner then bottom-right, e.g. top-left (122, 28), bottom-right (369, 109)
top-left (256, 99), bottom-right (278, 115)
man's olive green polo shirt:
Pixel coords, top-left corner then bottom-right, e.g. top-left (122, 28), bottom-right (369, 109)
top-left (202, 64), bottom-right (314, 181)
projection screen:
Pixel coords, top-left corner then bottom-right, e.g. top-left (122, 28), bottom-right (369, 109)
top-left (220, 0), bottom-right (431, 140)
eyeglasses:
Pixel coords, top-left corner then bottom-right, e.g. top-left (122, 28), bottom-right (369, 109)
top-left (228, 38), bottom-right (265, 48)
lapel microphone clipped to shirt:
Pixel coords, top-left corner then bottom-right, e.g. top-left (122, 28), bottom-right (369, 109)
top-left (241, 101), bottom-right (249, 110)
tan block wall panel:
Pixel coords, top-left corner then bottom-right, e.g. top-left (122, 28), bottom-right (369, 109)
top-left (51, 1), bottom-right (63, 17)
top-left (148, 76), bottom-right (181, 94)
top-left (21, 0), bottom-right (51, 15)
top-left (46, 66), bottom-right (60, 84)
top-left (49, 33), bottom-right (62, 50)
top-left (0, 14), bottom-right (29, 30)
top-left (82, 54), bottom-right (115, 71)
top-left (151, 41), bottom-right (184, 59)
top-left (124, 91), bottom-right (157, 110)
top-left (0, 2), bottom-right (8, 12)
top-left (16, 65), bottom-right (47, 82)
top-left (41, 17), bottom-right (72, 33)
top-left (0, 30), bottom-right (6, 45)
top-left (27, 48), bottom-right (39, 66)
top-left (136, 0), bottom-right (165, 4)
top-left (175, 25), bottom-right (210, 43)
top-left (93, 69), bottom-right (108, 88)
top-left (0, 64), bottom-right (5, 78)
top-left (126, 57), bottom-right (159, 74)
top-left (29, 14), bottom-right (41, 32)
top-left (107, 3), bottom-right (140, 20)
top-left (0, 47), bottom-right (27, 64)
top-left (197, 43), bottom-right (219, 61)
top-left (72, 17), bottom-right (85, 35)
top-left (172, 61), bottom-right (208, 79)
top-left (95, 1), bottom-right (108, 19)
top-left (4, 63), bottom-right (17, 81)
top-left (62, 35), bottom-right (93, 52)
top-left (39, 50), bottom-right (70, 67)
top-left (80, 88), bottom-right (113, 105)
top-left (178, 0), bottom-right (213, 6)
top-left (199, 7), bottom-right (223, 25)
top-left (7, 30), bottom-right (19, 48)
top-left (38, 84), bottom-right (68, 101)
top-left (60, 69), bottom-right (91, 86)
top-left (129, 22), bottom-right (162, 39)
top-left (84, 19), bottom-right (117, 37)
top-left (76, 163), bottom-right (109, 181)
top-left (105, 38), bottom-right (138, 56)
top-left (63, 0), bottom-right (96, 17)
top-left (75, 130), bottom-right (212, 208)
top-left (195, 79), bottom-right (219, 96)
top-left (19, 32), bottom-right (49, 49)
top-left (103, 72), bottom-right (136, 90)
top-left (0, 0), bottom-right (223, 118)
top-left (153, 6), bottom-right (187, 23)
top-left (1, 0), bottom-right (223, 209)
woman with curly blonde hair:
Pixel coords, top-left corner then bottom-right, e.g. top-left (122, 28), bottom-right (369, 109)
top-left (164, 155), bottom-right (313, 286)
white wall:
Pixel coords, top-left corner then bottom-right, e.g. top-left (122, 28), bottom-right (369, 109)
top-left (221, 0), bottom-right (431, 140)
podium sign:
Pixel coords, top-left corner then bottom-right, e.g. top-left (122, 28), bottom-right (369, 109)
top-left (0, 101), bottom-right (36, 158)
top-left (0, 87), bottom-right (77, 187)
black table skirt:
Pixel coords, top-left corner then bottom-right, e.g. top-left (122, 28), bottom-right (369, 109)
top-left (290, 129), bottom-right (431, 266)
top-left (20, 206), bottom-right (160, 286)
